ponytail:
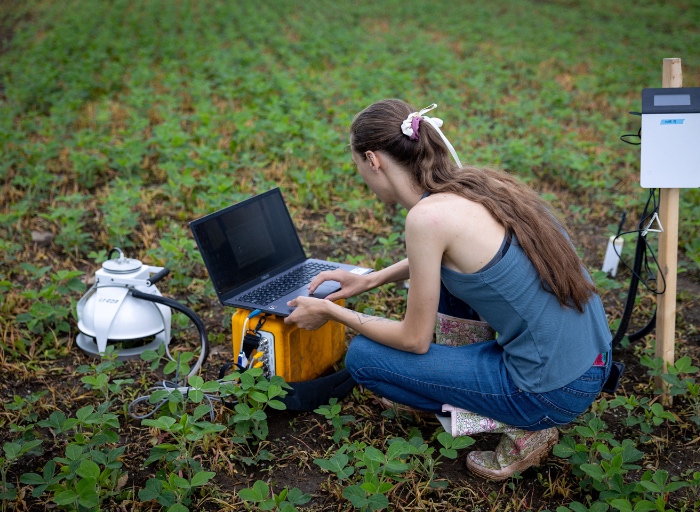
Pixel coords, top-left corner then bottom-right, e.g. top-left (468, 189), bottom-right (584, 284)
top-left (351, 99), bottom-right (596, 311)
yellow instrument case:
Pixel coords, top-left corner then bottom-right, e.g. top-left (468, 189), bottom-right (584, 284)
top-left (231, 300), bottom-right (346, 382)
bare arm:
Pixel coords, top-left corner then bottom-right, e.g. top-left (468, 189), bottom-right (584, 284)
top-left (286, 208), bottom-right (443, 353)
top-left (308, 258), bottom-right (410, 301)
top-left (372, 258), bottom-right (410, 284)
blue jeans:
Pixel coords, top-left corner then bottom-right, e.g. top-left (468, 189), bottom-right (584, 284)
top-left (345, 287), bottom-right (611, 431)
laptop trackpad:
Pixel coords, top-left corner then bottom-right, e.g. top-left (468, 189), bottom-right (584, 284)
top-left (310, 281), bottom-right (340, 299)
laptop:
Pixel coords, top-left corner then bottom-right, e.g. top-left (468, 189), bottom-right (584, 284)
top-left (190, 188), bottom-right (373, 316)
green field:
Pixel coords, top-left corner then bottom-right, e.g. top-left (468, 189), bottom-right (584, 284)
top-left (1, 1), bottom-right (699, 510)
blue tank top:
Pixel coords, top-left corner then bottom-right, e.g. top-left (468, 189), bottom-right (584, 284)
top-left (440, 235), bottom-right (611, 393)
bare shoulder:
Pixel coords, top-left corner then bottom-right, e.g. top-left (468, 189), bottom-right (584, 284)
top-left (405, 194), bottom-right (470, 244)
top-left (408, 191), bottom-right (504, 243)
top-left (407, 194), bottom-right (448, 228)
top-left (408, 193), bottom-right (476, 224)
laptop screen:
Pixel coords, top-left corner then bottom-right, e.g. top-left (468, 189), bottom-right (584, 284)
top-left (190, 189), bottom-right (306, 299)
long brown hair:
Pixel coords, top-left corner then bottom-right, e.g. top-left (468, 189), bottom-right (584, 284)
top-left (350, 99), bottom-right (596, 312)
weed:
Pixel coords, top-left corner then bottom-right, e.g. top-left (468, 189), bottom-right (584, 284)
top-left (219, 367), bottom-right (289, 444)
top-left (139, 403), bottom-right (222, 511)
top-left (77, 346), bottom-right (134, 405)
top-left (15, 266), bottom-right (85, 358)
top-left (238, 480), bottom-right (311, 511)
top-left (136, 353), bottom-right (225, 510)
top-left (0, 438), bottom-right (43, 502)
top-left (314, 397), bottom-right (355, 443)
top-left (20, 403), bottom-right (129, 510)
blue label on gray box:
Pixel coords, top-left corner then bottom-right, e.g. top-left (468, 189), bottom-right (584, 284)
top-left (660, 119), bottom-right (684, 125)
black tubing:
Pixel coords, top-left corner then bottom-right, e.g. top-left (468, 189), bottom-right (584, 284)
top-left (628, 310), bottom-right (656, 343)
top-left (130, 290), bottom-right (209, 364)
top-left (147, 267), bottom-right (170, 286)
top-left (610, 231), bottom-right (656, 348)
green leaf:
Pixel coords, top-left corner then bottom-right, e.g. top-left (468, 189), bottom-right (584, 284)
top-left (588, 502), bottom-right (610, 512)
top-left (378, 481), bottom-right (393, 494)
top-left (76, 459), bottom-right (100, 480)
top-left (178, 351), bottom-right (195, 364)
top-left (167, 504), bottom-right (190, 512)
top-left (250, 410), bottom-right (267, 421)
top-left (621, 442), bottom-right (644, 464)
top-left (76, 405), bottom-right (95, 421)
top-left (638, 480), bottom-right (662, 493)
top-left (65, 443), bottom-right (84, 460)
top-left (364, 446), bottom-right (385, 463)
top-left (140, 349), bottom-right (160, 361)
top-left (267, 400), bottom-right (286, 410)
top-left (0, 489), bottom-right (17, 500)
top-left (43, 460), bottom-right (57, 480)
top-left (386, 439), bottom-right (412, 459)
top-left (439, 447), bottom-right (458, 459)
top-left (76, 488), bottom-right (99, 508)
top-left (342, 484), bottom-right (368, 507)
top-left (188, 389), bottom-right (204, 403)
top-left (193, 403), bottom-right (213, 421)
top-left (201, 381), bottom-right (220, 393)
top-left (249, 391), bottom-right (269, 403)
top-left (167, 389), bottom-right (184, 404)
top-left (366, 493), bottom-right (390, 510)
top-left (54, 489), bottom-right (79, 505)
top-left (567, 502), bottom-right (594, 512)
top-left (267, 384), bottom-right (283, 398)
top-left (384, 460), bottom-right (409, 473)
top-left (234, 403), bottom-right (251, 415)
top-left (188, 375), bottom-right (204, 388)
top-left (3, 442), bottom-right (21, 459)
top-left (173, 476), bottom-right (190, 489)
top-left (20, 472), bottom-right (45, 485)
top-left (632, 501), bottom-right (658, 512)
top-left (437, 431), bottom-right (454, 448)
top-left (239, 480), bottom-right (269, 502)
top-left (361, 481), bottom-right (378, 493)
top-left (664, 481), bottom-right (688, 493)
top-left (138, 478), bottom-right (163, 501)
top-left (580, 463), bottom-right (605, 481)
top-left (314, 453), bottom-right (349, 473)
top-left (574, 426), bottom-right (595, 438)
top-left (190, 471), bottom-right (216, 487)
top-left (674, 355), bottom-right (699, 374)
top-left (338, 467), bottom-right (355, 480)
top-left (143, 416), bottom-right (177, 430)
top-left (285, 487), bottom-right (312, 505)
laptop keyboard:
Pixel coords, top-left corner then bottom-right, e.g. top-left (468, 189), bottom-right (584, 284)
top-left (240, 262), bottom-right (339, 306)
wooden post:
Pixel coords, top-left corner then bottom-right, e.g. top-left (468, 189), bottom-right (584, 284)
top-left (655, 58), bottom-right (682, 400)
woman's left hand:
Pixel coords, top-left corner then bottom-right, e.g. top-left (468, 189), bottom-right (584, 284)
top-left (284, 296), bottom-right (330, 330)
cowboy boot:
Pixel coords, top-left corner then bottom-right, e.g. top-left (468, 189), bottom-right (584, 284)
top-left (441, 405), bottom-right (516, 437)
top-left (466, 426), bottom-right (559, 481)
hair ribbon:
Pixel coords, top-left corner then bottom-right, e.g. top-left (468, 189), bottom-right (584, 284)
top-left (401, 103), bottom-right (462, 167)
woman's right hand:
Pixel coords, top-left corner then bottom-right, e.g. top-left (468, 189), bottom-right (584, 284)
top-left (307, 269), bottom-right (374, 302)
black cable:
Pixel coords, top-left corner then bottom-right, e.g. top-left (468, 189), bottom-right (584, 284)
top-left (613, 189), bottom-right (666, 295)
top-left (619, 127), bottom-right (641, 145)
top-left (127, 291), bottom-right (214, 420)
top-left (130, 290), bottom-right (210, 365)
top-left (609, 188), bottom-right (665, 348)
top-left (610, 229), bottom-right (655, 348)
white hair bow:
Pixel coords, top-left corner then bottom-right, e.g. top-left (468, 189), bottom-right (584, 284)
top-left (400, 103), bottom-right (462, 167)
